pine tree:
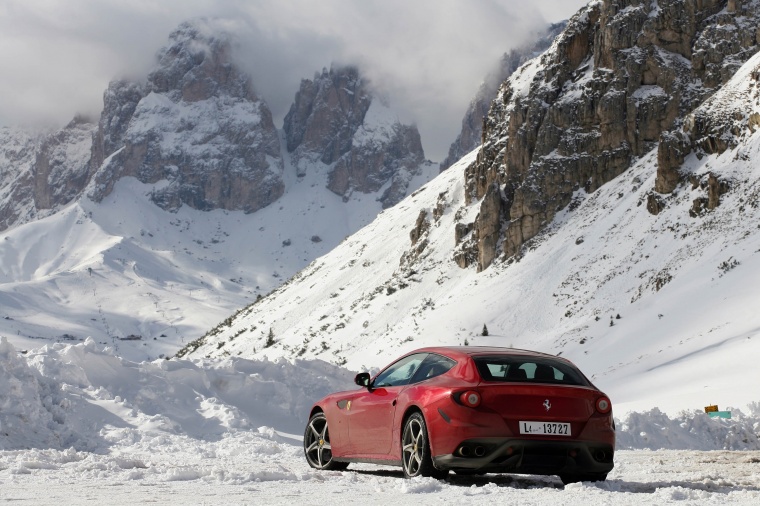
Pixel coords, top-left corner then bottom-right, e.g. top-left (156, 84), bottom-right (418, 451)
top-left (265, 328), bottom-right (275, 347)
top-left (482, 324), bottom-right (489, 336)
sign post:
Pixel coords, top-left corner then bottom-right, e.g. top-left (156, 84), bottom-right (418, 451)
top-left (704, 404), bottom-right (731, 419)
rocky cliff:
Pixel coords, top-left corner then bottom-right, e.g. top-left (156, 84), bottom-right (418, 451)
top-left (439, 22), bottom-right (567, 172)
top-left (88, 21), bottom-right (285, 214)
top-left (0, 127), bottom-right (38, 231)
top-left (34, 116), bottom-right (97, 211)
top-left (284, 66), bottom-right (427, 208)
top-left (1, 118), bottom-right (96, 231)
top-left (457, 0), bottom-right (760, 271)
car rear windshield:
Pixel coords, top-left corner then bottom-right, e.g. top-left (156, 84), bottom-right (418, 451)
top-left (473, 355), bottom-right (590, 386)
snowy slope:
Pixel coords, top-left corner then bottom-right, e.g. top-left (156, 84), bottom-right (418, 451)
top-left (0, 20), bottom-right (440, 357)
top-left (189, 52), bottom-right (760, 417)
top-left (0, 151), bottom-right (438, 361)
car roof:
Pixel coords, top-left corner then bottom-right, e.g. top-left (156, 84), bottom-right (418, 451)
top-left (413, 346), bottom-right (560, 361)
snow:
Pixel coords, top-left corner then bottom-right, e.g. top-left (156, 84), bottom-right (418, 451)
top-left (0, 155), bottom-right (438, 362)
top-left (3, 4), bottom-right (760, 504)
top-left (128, 92), bottom-right (265, 163)
top-left (631, 85), bottom-right (666, 101)
top-left (506, 56), bottom-right (543, 101)
top-left (193, 137), bottom-right (760, 417)
top-left (187, 27), bottom-right (760, 423)
top-left (2, 336), bottom-right (760, 504)
top-left (352, 100), bottom-right (400, 146)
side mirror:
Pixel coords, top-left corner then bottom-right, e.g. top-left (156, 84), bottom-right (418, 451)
top-left (354, 372), bottom-right (371, 388)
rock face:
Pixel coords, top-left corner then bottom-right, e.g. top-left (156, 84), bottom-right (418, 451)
top-left (34, 116), bottom-right (97, 210)
top-left (439, 22), bottom-right (567, 172)
top-left (656, 2), bottom-right (760, 196)
top-left (0, 128), bottom-right (38, 231)
top-left (1, 119), bottom-right (96, 231)
top-left (659, 40), bottom-right (760, 215)
top-left (458, 0), bottom-right (760, 271)
top-left (89, 21), bottom-right (284, 213)
top-left (283, 66), bottom-right (426, 208)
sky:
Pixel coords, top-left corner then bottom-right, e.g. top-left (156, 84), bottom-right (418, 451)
top-left (0, 0), bottom-right (588, 160)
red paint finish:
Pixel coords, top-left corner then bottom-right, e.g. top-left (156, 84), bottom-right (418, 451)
top-left (307, 346), bottom-right (615, 481)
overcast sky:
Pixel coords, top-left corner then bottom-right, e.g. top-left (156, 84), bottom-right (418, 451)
top-left (0, 0), bottom-right (588, 160)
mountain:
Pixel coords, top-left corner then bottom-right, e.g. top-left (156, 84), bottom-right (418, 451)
top-left (461, 0), bottom-right (760, 271)
top-left (183, 0), bottom-right (760, 414)
top-left (0, 20), bottom-right (437, 359)
top-left (89, 22), bottom-right (285, 215)
top-left (439, 22), bottom-right (567, 172)
top-left (284, 66), bottom-right (428, 208)
top-left (0, 118), bottom-right (97, 231)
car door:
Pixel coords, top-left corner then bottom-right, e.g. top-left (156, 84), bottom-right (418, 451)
top-left (348, 353), bottom-right (428, 456)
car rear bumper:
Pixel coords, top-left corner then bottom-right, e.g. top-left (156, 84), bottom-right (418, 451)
top-left (432, 437), bottom-right (614, 476)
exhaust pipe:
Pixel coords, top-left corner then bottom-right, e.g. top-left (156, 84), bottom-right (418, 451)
top-left (459, 446), bottom-right (471, 457)
top-left (594, 450), bottom-right (606, 462)
top-left (474, 446), bottom-right (486, 457)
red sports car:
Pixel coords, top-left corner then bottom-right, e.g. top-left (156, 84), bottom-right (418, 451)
top-left (303, 346), bottom-right (614, 483)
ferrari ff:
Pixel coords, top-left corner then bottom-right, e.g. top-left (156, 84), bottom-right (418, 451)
top-left (303, 346), bottom-right (614, 483)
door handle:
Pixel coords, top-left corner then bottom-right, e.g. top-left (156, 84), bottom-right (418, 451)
top-left (392, 399), bottom-right (397, 406)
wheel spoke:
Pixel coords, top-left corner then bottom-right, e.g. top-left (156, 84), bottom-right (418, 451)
top-left (306, 441), bottom-right (319, 453)
top-left (405, 452), bottom-right (415, 472)
top-left (308, 421), bottom-right (321, 440)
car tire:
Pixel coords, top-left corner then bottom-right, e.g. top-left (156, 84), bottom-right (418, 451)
top-left (560, 472), bottom-right (607, 485)
top-left (303, 412), bottom-right (349, 471)
top-left (401, 412), bottom-right (448, 479)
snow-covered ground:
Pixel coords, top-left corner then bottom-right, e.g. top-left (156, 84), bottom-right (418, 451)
top-left (0, 153), bottom-right (438, 362)
top-left (2, 338), bottom-right (759, 505)
top-left (3, 447), bottom-right (759, 505)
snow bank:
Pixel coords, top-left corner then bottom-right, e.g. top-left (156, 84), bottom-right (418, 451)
top-left (616, 405), bottom-right (760, 451)
top-left (1, 338), bottom-right (758, 452)
top-left (0, 336), bottom-right (79, 449)
top-left (1, 338), bottom-right (355, 451)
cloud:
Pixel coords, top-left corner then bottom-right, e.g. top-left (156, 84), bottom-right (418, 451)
top-left (0, 0), bottom-right (588, 160)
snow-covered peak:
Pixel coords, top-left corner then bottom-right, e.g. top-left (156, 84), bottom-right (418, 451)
top-left (149, 19), bottom-right (253, 102)
top-left (283, 64), bottom-right (428, 207)
top-left (352, 100), bottom-right (400, 146)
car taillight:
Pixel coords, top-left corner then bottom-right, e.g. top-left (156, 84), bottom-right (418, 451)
top-left (596, 397), bottom-right (611, 414)
top-left (459, 390), bottom-right (481, 408)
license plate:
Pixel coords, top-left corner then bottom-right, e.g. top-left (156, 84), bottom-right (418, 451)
top-left (519, 421), bottom-right (571, 436)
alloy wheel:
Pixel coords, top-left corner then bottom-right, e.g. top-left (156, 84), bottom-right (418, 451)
top-left (304, 413), bottom-right (345, 470)
top-left (402, 416), bottom-right (425, 476)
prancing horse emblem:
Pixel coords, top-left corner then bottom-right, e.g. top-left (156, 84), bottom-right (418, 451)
top-left (543, 399), bottom-right (551, 412)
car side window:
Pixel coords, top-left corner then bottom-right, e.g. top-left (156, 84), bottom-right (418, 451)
top-left (373, 353), bottom-right (428, 388)
top-left (409, 353), bottom-right (456, 384)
